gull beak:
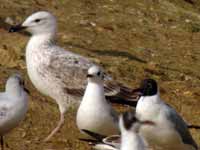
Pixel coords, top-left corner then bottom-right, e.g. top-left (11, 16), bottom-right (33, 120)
top-left (86, 74), bottom-right (93, 78)
top-left (140, 120), bottom-right (155, 126)
top-left (131, 88), bottom-right (143, 96)
top-left (9, 24), bottom-right (27, 32)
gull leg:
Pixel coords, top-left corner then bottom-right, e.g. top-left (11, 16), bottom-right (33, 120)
top-left (0, 136), bottom-right (4, 150)
top-left (44, 113), bottom-right (65, 142)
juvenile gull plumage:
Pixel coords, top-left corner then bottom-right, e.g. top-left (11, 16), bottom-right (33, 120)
top-left (0, 74), bottom-right (29, 149)
top-left (135, 79), bottom-right (198, 150)
top-left (9, 11), bottom-right (138, 141)
top-left (76, 66), bottom-right (119, 136)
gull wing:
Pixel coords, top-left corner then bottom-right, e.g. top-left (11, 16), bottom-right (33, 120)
top-left (44, 47), bottom-right (139, 102)
top-left (165, 104), bottom-right (198, 150)
top-left (0, 97), bottom-right (12, 126)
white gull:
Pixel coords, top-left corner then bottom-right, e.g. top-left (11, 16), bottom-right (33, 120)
top-left (76, 65), bottom-right (119, 136)
top-left (135, 79), bottom-right (198, 150)
top-left (0, 74), bottom-right (29, 149)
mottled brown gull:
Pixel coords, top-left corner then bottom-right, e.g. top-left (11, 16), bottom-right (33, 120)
top-left (9, 11), bottom-right (138, 141)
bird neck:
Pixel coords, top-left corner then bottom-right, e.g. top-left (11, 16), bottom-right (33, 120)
top-left (83, 81), bottom-right (105, 102)
top-left (140, 93), bottom-right (161, 103)
top-left (6, 84), bottom-right (23, 97)
top-left (27, 32), bottom-right (56, 50)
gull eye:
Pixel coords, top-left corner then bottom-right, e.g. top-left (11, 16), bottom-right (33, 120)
top-left (148, 83), bottom-right (152, 89)
top-left (97, 72), bottom-right (101, 76)
top-left (35, 19), bottom-right (41, 23)
top-left (19, 79), bottom-right (24, 86)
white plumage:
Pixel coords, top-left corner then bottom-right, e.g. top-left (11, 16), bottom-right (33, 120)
top-left (77, 66), bottom-right (119, 136)
top-left (0, 74), bottom-right (29, 149)
top-left (135, 79), bottom-right (198, 150)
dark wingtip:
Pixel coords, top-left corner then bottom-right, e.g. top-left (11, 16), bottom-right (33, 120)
top-left (187, 124), bottom-right (200, 130)
top-left (106, 96), bottom-right (138, 107)
top-left (86, 74), bottom-right (93, 78)
top-left (78, 138), bottom-right (99, 145)
top-left (81, 129), bottom-right (106, 141)
top-left (9, 24), bottom-right (26, 33)
top-left (24, 87), bottom-right (30, 95)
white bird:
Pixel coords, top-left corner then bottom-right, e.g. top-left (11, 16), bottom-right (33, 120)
top-left (9, 11), bottom-right (138, 141)
top-left (81, 111), bottom-right (153, 150)
top-left (76, 65), bottom-right (119, 136)
top-left (0, 74), bottom-right (29, 150)
top-left (134, 79), bottom-right (198, 150)
top-left (119, 111), bottom-right (148, 150)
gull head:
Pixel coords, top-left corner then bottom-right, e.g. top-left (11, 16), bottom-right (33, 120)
top-left (9, 11), bottom-right (57, 35)
top-left (132, 79), bottom-right (158, 97)
top-left (119, 111), bottom-right (141, 133)
top-left (87, 65), bottom-right (104, 83)
top-left (119, 111), bottom-right (155, 133)
top-left (6, 74), bottom-right (30, 94)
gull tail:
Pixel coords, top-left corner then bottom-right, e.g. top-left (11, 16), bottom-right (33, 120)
top-left (78, 138), bottom-right (100, 145)
top-left (81, 129), bottom-right (107, 141)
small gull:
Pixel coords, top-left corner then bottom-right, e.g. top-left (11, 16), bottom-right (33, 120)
top-left (9, 11), bottom-right (138, 141)
top-left (134, 79), bottom-right (198, 150)
top-left (80, 111), bottom-right (154, 150)
top-left (76, 65), bottom-right (119, 136)
top-left (119, 111), bottom-right (151, 150)
top-left (0, 74), bottom-right (29, 149)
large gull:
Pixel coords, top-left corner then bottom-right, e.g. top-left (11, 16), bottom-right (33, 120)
top-left (9, 11), bottom-right (138, 141)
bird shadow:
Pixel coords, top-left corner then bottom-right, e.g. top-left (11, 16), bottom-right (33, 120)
top-left (92, 49), bottom-right (147, 63)
top-left (64, 42), bottom-right (147, 64)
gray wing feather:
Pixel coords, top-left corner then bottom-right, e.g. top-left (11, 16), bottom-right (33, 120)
top-left (41, 48), bottom-right (93, 95)
top-left (0, 107), bottom-right (8, 119)
top-left (43, 47), bottom-right (139, 101)
top-left (166, 105), bottom-right (198, 149)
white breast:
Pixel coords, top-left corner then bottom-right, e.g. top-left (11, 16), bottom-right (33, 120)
top-left (76, 83), bottom-right (118, 136)
top-left (121, 131), bottom-right (146, 150)
top-left (136, 96), bottom-right (184, 148)
top-left (25, 36), bottom-right (53, 96)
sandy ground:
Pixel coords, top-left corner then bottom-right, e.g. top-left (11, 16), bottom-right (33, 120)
top-left (0, 0), bottom-right (199, 149)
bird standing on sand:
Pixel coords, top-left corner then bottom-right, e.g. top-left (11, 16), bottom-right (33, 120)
top-left (76, 66), bottom-right (119, 136)
top-left (9, 11), bottom-right (137, 141)
top-left (0, 74), bottom-right (29, 150)
top-left (134, 79), bottom-right (198, 150)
